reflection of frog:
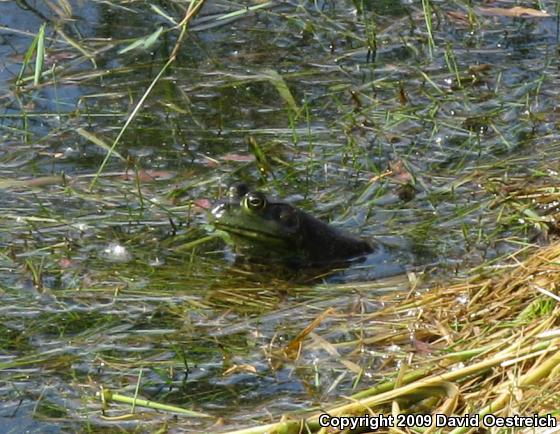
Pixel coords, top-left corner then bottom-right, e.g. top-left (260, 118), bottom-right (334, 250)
top-left (209, 184), bottom-right (374, 267)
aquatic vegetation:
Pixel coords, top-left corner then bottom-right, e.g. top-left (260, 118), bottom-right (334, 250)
top-left (1, 0), bottom-right (559, 432)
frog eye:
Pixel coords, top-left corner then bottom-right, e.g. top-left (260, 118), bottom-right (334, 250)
top-left (244, 192), bottom-right (267, 211)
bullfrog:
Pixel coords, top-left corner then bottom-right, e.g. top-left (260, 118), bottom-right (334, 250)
top-left (209, 184), bottom-right (375, 268)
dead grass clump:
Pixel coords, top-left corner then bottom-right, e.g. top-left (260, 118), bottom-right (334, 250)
top-left (223, 241), bottom-right (560, 434)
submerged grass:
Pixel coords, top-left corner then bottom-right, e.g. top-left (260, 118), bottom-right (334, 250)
top-left (2, 0), bottom-right (560, 432)
top-left (89, 0), bottom-right (207, 190)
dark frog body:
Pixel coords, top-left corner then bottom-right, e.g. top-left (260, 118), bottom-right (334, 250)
top-left (209, 184), bottom-right (375, 268)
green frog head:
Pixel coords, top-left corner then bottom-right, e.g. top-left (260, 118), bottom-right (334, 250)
top-left (209, 184), bottom-right (373, 266)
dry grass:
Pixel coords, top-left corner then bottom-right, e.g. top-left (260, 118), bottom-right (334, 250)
top-left (223, 238), bottom-right (560, 433)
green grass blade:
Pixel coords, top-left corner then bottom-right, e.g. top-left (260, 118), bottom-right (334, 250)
top-left (16, 24), bottom-right (41, 85)
top-left (149, 4), bottom-right (177, 25)
top-left (263, 69), bottom-right (299, 113)
top-left (77, 128), bottom-right (125, 161)
top-left (118, 26), bottom-right (164, 54)
top-left (34, 23), bottom-right (46, 86)
top-left (100, 388), bottom-right (213, 418)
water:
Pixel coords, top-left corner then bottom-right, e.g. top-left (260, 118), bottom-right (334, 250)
top-left (1, 0), bottom-right (560, 432)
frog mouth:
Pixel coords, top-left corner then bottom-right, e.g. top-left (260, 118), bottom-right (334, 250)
top-left (212, 222), bottom-right (289, 244)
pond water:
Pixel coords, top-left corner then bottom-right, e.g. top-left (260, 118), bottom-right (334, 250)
top-left (1, 0), bottom-right (560, 432)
